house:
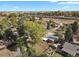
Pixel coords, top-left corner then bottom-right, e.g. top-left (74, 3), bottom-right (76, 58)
top-left (61, 42), bottom-right (79, 56)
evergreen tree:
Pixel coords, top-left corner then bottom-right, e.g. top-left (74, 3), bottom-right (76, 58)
top-left (64, 25), bottom-right (73, 43)
top-left (71, 21), bottom-right (78, 34)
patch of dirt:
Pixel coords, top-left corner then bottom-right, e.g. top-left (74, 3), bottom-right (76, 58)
top-left (34, 42), bottom-right (53, 55)
top-left (0, 48), bottom-right (17, 57)
top-left (34, 42), bottom-right (63, 57)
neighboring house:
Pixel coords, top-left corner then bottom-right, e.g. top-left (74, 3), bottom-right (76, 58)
top-left (61, 42), bottom-right (79, 56)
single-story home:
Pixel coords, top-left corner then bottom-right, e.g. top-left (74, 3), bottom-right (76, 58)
top-left (61, 42), bottom-right (79, 56)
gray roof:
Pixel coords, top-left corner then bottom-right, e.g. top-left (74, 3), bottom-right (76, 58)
top-left (46, 36), bottom-right (58, 40)
top-left (62, 42), bottom-right (79, 56)
top-left (43, 33), bottom-right (59, 41)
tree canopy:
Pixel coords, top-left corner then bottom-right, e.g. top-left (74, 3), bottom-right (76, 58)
top-left (24, 21), bottom-right (47, 43)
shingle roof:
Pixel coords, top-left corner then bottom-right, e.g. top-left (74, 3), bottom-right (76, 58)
top-left (62, 42), bottom-right (79, 56)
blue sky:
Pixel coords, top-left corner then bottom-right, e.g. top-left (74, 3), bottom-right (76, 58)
top-left (0, 1), bottom-right (79, 11)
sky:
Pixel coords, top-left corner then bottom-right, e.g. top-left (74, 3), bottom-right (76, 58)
top-left (0, 1), bottom-right (79, 11)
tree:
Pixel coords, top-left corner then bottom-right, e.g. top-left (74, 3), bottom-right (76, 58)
top-left (8, 13), bottom-right (18, 26)
top-left (3, 26), bottom-right (18, 46)
top-left (49, 20), bottom-right (55, 28)
top-left (54, 31), bottom-right (63, 39)
top-left (0, 19), bottom-right (10, 29)
top-left (0, 25), bottom-right (3, 39)
top-left (24, 21), bottom-right (47, 44)
top-left (16, 33), bottom-right (36, 57)
top-left (30, 16), bottom-right (35, 22)
top-left (0, 19), bottom-right (11, 40)
top-left (17, 19), bottom-right (25, 37)
top-left (16, 21), bottom-right (47, 56)
top-left (46, 20), bottom-right (55, 30)
top-left (64, 25), bottom-right (73, 43)
top-left (46, 21), bottom-right (51, 30)
top-left (71, 21), bottom-right (78, 34)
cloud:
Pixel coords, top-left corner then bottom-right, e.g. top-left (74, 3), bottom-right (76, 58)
top-left (60, 5), bottom-right (79, 11)
top-left (61, 6), bottom-right (70, 10)
top-left (2, 4), bottom-right (19, 8)
top-left (58, 1), bottom-right (79, 4)
top-left (49, 1), bottom-right (58, 3)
